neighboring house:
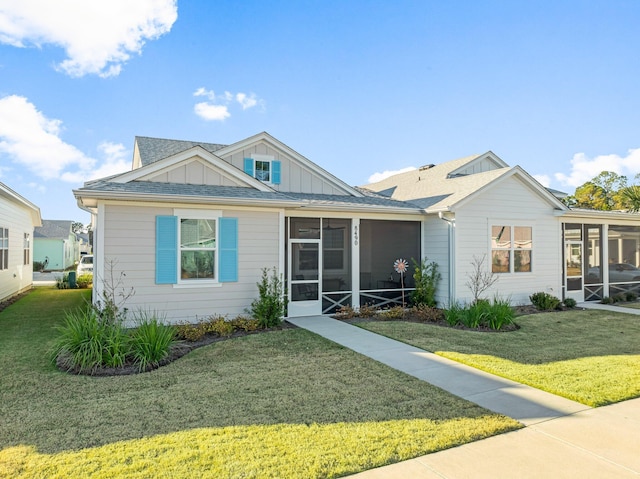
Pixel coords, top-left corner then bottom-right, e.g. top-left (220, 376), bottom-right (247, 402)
top-left (0, 182), bottom-right (41, 302)
top-left (73, 133), bottom-right (640, 324)
top-left (77, 233), bottom-right (92, 256)
top-left (34, 220), bottom-right (80, 271)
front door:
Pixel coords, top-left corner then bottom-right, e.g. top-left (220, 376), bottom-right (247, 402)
top-left (565, 240), bottom-right (584, 302)
top-left (288, 240), bottom-right (322, 316)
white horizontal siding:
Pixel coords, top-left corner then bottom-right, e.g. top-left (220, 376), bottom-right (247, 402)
top-left (100, 204), bottom-right (280, 324)
top-left (454, 176), bottom-right (562, 305)
top-left (423, 215), bottom-right (451, 307)
top-left (0, 196), bottom-right (35, 301)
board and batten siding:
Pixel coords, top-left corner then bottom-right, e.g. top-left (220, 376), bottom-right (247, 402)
top-left (101, 203), bottom-right (280, 324)
top-left (143, 157), bottom-right (247, 187)
top-left (423, 215), bottom-right (451, 307)
top-left (222, 140), bottom-right (347, 195)
top-left (0, 197), bottom-right (35, 302)
top-left (453, 175), bottom-right (562, 305)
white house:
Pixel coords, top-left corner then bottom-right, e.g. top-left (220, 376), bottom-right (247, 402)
top-left (0, 182), bottom-right (41, 303)
top-left (74, 133), bottom-right (640, 324)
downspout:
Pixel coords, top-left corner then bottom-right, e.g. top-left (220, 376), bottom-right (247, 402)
top-left (438, 211), bottom-right (455, 305)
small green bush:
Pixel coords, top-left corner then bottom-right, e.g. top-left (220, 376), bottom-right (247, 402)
top-left (206, 316), bottom-right (235, 337)
top-left (626, 291), bottom-right (638, 302)
top-left (379, 306), bottom-right (405, 320)
top-left (358, 303), bottom-right (379, 318)
top-left (613, 293), bottom-right (627, 303)
top-left (76, 274), bottom-right (93, 289)
top-left (249, 268), bottom-right (287, 328)
top-left (411, 304), bottom-right (444, 322)
top-left (411, 258), bottom-right (441, 307)
top-left (601, 296), bottom-right (614, 304)
top-left (563, 297), bottom-right (577, 308)
top-left (231, 315), bottom-right (260, 332)
top-left (529, 292), bottom-right (561, 311)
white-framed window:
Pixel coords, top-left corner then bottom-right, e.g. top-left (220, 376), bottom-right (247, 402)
top-left (0, 228), bottom-right (7, 270)
top-left (176, 209), bottom-right (220, 283)
top-left (23, 233), bottom-right (30, 265)
top-left (491, 225), bottom-right (532, 273)
top-left (244, 155), bottom-right (281, 185)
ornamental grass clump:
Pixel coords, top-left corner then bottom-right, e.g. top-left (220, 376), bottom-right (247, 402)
top-left (444, 297), bottom-right (514, 330)
top-left (128, 311), bottom-right (177, 371)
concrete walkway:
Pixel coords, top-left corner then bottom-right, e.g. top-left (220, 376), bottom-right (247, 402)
top-left (287, 315), bottom-right (640, 478)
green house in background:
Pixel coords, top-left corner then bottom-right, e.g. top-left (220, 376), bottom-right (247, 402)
top-left (34, 220), bottom-right (79, 271)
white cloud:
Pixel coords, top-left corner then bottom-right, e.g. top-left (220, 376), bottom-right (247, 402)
top-left (194, 102), bottom-right (230, 121)
top-left (554, 148), bottom-right (640, 187)
top-left (27, 182), bottom-right (46, 194)
top-left (193, 87), bottom-right (263, 121)
top-left (367, 167), bottom-right (417, 184)
top-left (0, 0), bottom-right (177, 77)
top-left (532, 174), bottom-right (550, 187)
top-left (236, 92), bottom-right (258, 110)
top-left (0, 95), bottom-right (129, 183)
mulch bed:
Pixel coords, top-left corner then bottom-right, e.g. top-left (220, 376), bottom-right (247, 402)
top-left (334, 304), bottom-right (577, 333)
top-left (57, 322), bottom-right (297, 377)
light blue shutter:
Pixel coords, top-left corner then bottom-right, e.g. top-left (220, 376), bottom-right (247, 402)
top-left (243, 158), bottom-right (254, 177)
top-left (219, 217), bottom-right (238, 282)
top-left (156, 216), bottom-right (178, 284)
top-left (272, 160), bottom-right (281, 184)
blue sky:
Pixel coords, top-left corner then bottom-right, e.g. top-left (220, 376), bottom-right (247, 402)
top-left (1, 1), bottom-right (639, 225)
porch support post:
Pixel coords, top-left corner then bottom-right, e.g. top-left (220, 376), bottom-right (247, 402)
top-left (603, 224), bottom-right (609, 298)
top-left (352, 218), bottom-right (360, 309)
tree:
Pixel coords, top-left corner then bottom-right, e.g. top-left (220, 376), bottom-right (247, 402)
top-left (72, 222), bottom-right (84, 234)
top-left (563, 171), bottom-right (628, 210)
top-left (620, 185), bottom-right (640, 212)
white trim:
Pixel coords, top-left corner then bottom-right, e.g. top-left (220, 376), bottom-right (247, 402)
top-left (351, 218), bottom-right (360, 309)
top-left (173, 208), bottom-right (221, 286)
top-left (250, 154), bottom-right (276, 185)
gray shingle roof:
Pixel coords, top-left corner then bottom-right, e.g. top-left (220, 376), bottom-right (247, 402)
top-left (136, 136), bottom-right (227, 166)
top-left (78, 180), bottom-right (296, 202)
top-left (34, 220), bottom-right (73, 239)
top-left (77, 181), bottom-right (421, 212)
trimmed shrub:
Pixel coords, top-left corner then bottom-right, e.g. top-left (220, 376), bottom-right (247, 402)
top-left (249, 268), bottom-right (287, 328)
top-left (563, 297), bottom-right (577, 308)
top-left (411, 258), bottom-right (441, 307)
top-left (358, 303), bottom-right (379, 318)
top-left (76, 274), bottom-right (93, 289)
top-left (626, 291), bottom-right (638, 302)
top-left (411, 304), bottom-right (445, 322)
top-left (379, 306), bottom-right (405, 320)
top-left (529, 292), bottom-right (561, 311)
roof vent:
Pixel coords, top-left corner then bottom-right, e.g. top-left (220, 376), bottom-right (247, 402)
top-left (419, 164), bottom-right (435, 171)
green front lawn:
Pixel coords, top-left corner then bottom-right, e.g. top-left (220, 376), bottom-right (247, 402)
top-left (357, 310), bottom-right (640, 407)
top-left (0, 288), bottom-right (518, 478)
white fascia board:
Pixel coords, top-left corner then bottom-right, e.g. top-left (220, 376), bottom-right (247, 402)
top-left (109, 146), bottom-right (273, 192)
top-left (447, 151), bottom-right (508, 176)
top-left (215, 132), bottom-right (364, 197)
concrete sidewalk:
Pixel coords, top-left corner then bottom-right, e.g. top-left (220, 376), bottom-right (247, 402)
top-left (287, 315), bottom-right (640, 478)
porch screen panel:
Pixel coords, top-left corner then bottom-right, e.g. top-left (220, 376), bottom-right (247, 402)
top-left (359, 220), bottom-right (420, 290)
top-left (322, 218), bottom-right (351, 292)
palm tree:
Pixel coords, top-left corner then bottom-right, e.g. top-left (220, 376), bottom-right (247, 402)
top-left (620, 185), bottom-right (640, 212)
